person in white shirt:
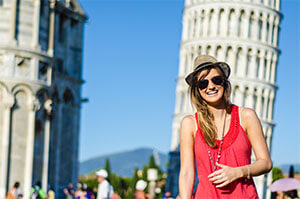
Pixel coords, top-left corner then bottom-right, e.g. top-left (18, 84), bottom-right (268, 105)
top-left (96, 169), bottom-right (113, 199)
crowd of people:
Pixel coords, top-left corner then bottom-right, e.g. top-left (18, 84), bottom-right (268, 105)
top-left (6, 168), bottom-right (176, 199)
top-left (62, 169), bottom-right (118, 199)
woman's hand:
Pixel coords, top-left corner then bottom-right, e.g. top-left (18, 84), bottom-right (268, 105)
top-left (208, 162), bottom-right (243, 188)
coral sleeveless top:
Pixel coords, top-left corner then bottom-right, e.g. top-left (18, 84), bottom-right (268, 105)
top-left (194, 105), bottom-right (259, 199)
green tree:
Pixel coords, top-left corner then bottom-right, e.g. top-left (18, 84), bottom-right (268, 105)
top-left (131, 168), bottom-right (139, 188)
top-left (105, 158), bottom-right (111, 181)
top-left (148, 154), bottom-right (163, 179)
top-left (142, 165), bottom-right (148, 181)
top-left (78, 176), bottom-right (98, 190)
top-left (272, 167), bottom-right (284, 182)
top-left (148, 155), bottom-right (156, 168)
top-left (289, 165), bottom-right (295, 178)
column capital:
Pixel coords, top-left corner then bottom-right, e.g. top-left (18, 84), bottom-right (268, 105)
top-left (33, 0), bottom-right (40, 6)
top-left (28, 97), bottom-right (41, 112)
top-left (268, 15), bottom-right (275, 23)
top-left (49, 0), bottom-right (56, 7)
top-left (3, 94), bottom-right (15, 109)
top-left (44, 99), bottom-right (53, 115)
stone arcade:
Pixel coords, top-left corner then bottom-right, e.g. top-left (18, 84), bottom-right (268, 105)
top-left (0, 0), bottom-right (87, 198)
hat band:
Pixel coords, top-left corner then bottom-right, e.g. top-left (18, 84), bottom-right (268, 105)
top-left (195, 62), bottom-right (213, 71)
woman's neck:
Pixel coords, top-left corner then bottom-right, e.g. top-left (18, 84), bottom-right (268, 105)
top-left (207, 102), bottom-right (226, 119)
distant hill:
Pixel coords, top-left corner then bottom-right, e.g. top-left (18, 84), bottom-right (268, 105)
top-left (79, 147), bottom-right (169, 177)
top-left (279, 164), bottom-right (300, 174)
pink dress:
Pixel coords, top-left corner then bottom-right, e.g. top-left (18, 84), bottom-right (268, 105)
top-left (194, 105), bottom-right (259, 199)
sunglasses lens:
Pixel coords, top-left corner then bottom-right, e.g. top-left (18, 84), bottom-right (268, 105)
top-left (212, 76), bottom-right (224, 85)
top-left (198, 80), bottom-right (208, 90)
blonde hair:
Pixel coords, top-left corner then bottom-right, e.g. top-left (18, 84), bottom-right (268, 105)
top-left (189, 67), bottom-right (232, 148)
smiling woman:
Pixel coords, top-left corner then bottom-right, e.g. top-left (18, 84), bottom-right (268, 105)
top-left (179, 55), bottom-right (272, 199)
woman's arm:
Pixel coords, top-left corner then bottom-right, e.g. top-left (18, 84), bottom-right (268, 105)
top-left (208, 108), bottom-right (272, 187)
top-left (239, 108), bottom-right (273, 176)
top-left (179, 115), bottom-right (196, 199)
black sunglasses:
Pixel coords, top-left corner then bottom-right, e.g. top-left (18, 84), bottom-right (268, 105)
top-left (197, 76), bottom-right (225, 90)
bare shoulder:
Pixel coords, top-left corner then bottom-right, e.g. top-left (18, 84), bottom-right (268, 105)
top-left (240, 107), bottom-right (261, 133)
top-left (240, 107), bottom-right (259, 121)
top-left (181, 115), bottom-right (197, 136)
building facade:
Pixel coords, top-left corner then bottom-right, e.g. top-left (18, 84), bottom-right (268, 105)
top-left (0, 0), bottom-right (87, 198)
top-left (167, 0), bottom-right (281, 198)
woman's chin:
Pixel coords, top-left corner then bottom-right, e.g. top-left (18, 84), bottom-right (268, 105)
top-left (204, 97), bottom-right (224, 107)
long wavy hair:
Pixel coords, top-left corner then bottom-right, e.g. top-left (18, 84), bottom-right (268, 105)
top-left (189, 66), bottom-right (232, 148)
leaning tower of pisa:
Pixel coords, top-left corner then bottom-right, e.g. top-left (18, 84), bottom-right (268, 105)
top-left (168, 0), bottom-right (281, 198)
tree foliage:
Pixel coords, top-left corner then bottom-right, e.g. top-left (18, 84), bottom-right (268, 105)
top-left (289, 165), bottom-right (295, 178)
top-left (105, 158), bottom-right (112, 181)
top-left (272, 167), bottom-right (284, 182)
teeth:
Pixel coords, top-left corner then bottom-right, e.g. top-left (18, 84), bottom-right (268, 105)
top-left (207, 91), bottom-right (217, 95)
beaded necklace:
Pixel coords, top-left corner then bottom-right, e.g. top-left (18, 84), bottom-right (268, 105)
top-left (206, 111), bottom-right (227, 171)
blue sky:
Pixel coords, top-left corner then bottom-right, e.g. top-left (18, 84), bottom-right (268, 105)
top-left (78, 0), bottom-right (300, 167)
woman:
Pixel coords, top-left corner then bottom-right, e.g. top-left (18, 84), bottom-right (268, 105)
top-left (179, 55), bottom-right (272, 199)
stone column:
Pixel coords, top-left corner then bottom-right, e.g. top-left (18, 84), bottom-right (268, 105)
top-left (230, 10), bottom-right (238, 37)
top-left (32, 0), bottom-right (41, 49)
top-left (270, 0), bottom-right (275, 9)
top-left (255, 89), bottom-right (263, 118)
top-left (48, 0), bottom-right (56, 56)
top-left (230, 47), bottom-right (237, 73)
top-left (182, 15), bottom-right (187, 41)
top-left (242, 11), bottom-right (250, 39)
top-left (54, 103), bottom-right (63, 194)
top-left (270, 54), bottom-right (277, 83)
top-left (194, 13), bottom-right (200, 39)
top-left (222, 9), bottom-right (229, 37)
top-left (192, 13), bottom-right (196, 39)
top-left (23, 98), bottom-right (40, 199)
top-left (237, 49), bottom-right (245, 77)
top-left (179, 50), bottom-right (186, 77)
top-left (249, 50), bottom-right (257, 78)
top-left (235, 86), bottom-right (244, 107)
top-left (211, 10), bottom-right (218, 37)
top-left (72, 105), bottom-right (81, 184)
top-left (261, 14), bottom-right (267, 43)
top-left (42, 99), bottom-right (52, 192)
top-left (262, 90), bottom-right (269, 120)
top-left (241, 50), bottom-right (248, 77)
top-left (267, 92), bottom-right (275, 121)
top-left (246, 87), bottom-right (254, 109)
top-left (252, 13), bottom-right (259, 41)
top-left (276, 0), bottom-right (280, 10)
top-left (268, 16), bottom-right (274, 44)
top-left (272, 18), bottom-right (279, 46)
top-left (265, 53), bottom-right (272, 82)
top-left (258, 51), bottom-right (265, 80)
top-left (185, 0), bottom-right (191, 7)
top-left (203, 11), bottom-right (209, 37)
top-left (0, 94), bottom-right (15, 199)
top-left (9, 0), bottom-right (17, 43)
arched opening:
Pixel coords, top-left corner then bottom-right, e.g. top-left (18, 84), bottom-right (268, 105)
top-left (238, 10), bottom-right (245, 37)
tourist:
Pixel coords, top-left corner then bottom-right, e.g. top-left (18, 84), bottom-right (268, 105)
top-left (30, 182), bottom-right (47, 199)
top-left (134, 180), bottom-right (147, 199)
top-left (96, 169), bottom-right (113, 199)
top-left (6, 182), bottom-right (20, 199)
top-left (179, 55), bottom-right (272, 198)
top-left (48, 189), bottom-right (55, 199)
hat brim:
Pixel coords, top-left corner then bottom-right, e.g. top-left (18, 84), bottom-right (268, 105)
top-left (185, 62), bottom-right (230, 86)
